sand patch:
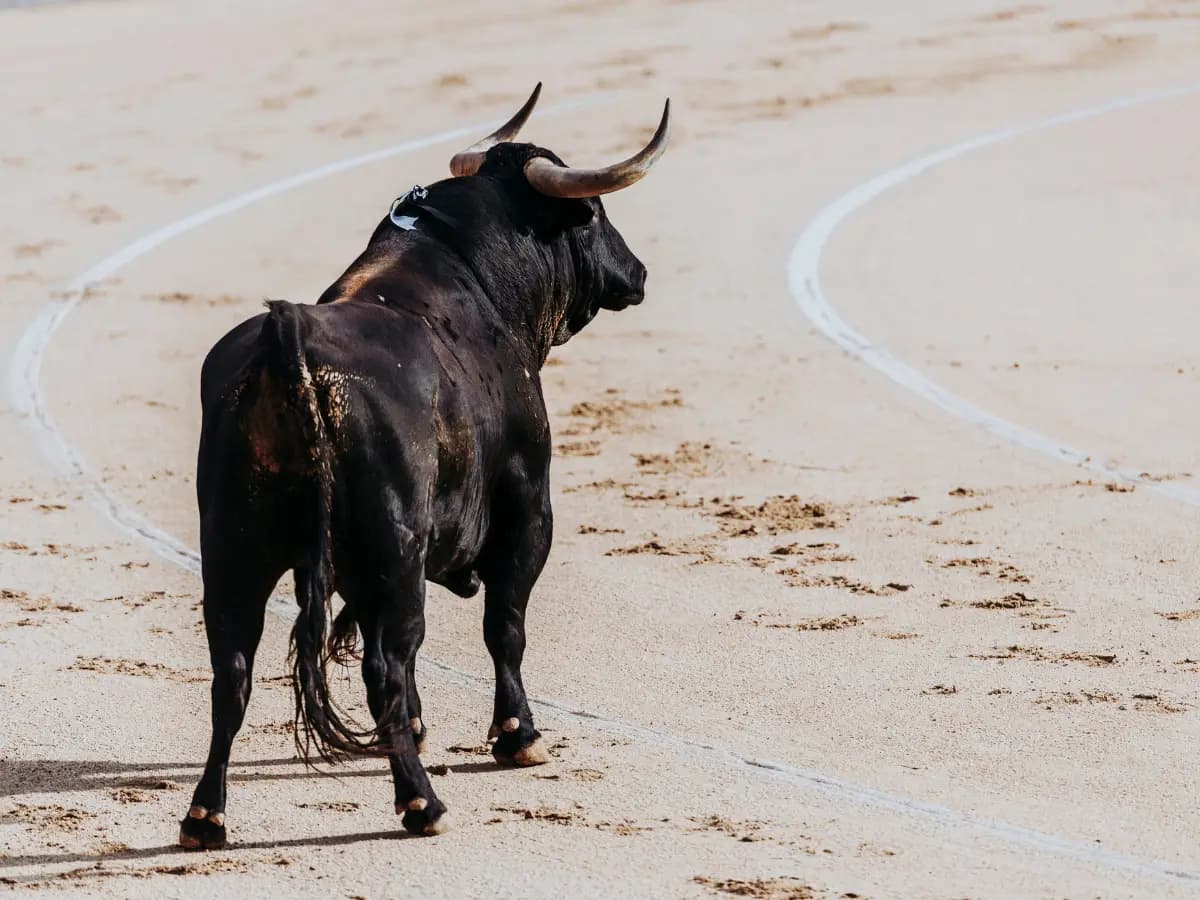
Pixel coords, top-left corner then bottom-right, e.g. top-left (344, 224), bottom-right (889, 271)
top-left (110, 788), bottom-right (153, 804)
top-left (769, 542), bottom-right (855, 563)
top-left (692, 876), bottom-right (817, 898)
top-left (707, 495), bottom-right (844, 537)
top-left (971, 646), bottom-right (1117, 666)
top-left (144, 290), bottom-right (245, 307)
top-left (764, 614), bottom-right (864, 632)
top-left (577, 524), bottom-right (624, 535)
top-left (489, 805), bottom-right (649, 835)
top-left (1, 857), bottom-right (253, 889)
top-left (0, 803), bottom-right (94, 832)
top-left (1034, 690), bottom-right (1190, 713)
top-left (1157, 608), bottom-right (1200, 622)
top-left (778, 570), bottom-right (909, 596)
top-left (633, 441), bottom-right (723, 477)
top-left (790, 22), bottom-right (867, 41)
top-left (560, 389), bottom-right (684, 436)
top-left (689, 814), bottom-right (769, 842)
top-left (935, 557), bottom-right (1030, 584)
top-left (12, 239), bottom-right (62, 258)
top-left (557, 439), bottom-right (602, 457)
top-left (972, 5), bottom-right (1044, 24)
top-left (297, 800), bottom-right (361, 812)
top-left (606, 534), bottom-right (718, 563)
top-left (65, 656), bottom-right (206, 682)
top-left (967, 592), bottom-right (1044, 610)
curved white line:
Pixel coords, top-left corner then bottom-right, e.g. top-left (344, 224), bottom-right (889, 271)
top-left (8, 99), bottom-right (608, 580)
top-left (8, 97), bottom-right (614, 591)
top-left (790, 82), bottom-right (1200, 506)
top-left (7, 94), bottom-right (1197, 885)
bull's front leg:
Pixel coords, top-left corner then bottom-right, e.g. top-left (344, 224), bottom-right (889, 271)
top-left (480, 484), bottom-right (551, 767)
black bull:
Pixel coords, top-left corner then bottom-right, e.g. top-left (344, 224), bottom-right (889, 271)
top-left (179, 92), bottom-right (669, 847)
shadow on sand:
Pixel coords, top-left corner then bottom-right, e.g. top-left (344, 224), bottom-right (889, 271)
top-left (0, 752), bottom-right (502, 881)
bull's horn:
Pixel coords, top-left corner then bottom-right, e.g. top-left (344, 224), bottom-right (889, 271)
top-left (449, 83), bottom-right (542, 177)
top-left (523, 99), bottom-right (670, 199)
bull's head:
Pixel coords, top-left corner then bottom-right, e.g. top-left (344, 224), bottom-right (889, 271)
top-left (447, 84), bottom-right (669, 348)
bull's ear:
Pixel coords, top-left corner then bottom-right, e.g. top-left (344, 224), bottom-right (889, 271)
top-left (556, 198), bottom-right (595, 229)
top-left (530, 197), bottom-right (594, 241)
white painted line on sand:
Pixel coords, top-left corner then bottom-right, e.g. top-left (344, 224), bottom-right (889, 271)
top-left (7, 93), bottom-right (1197, 885)
top-left (789, 81), bottom-right (1200, 506)
top-left (8, 97), bottom-right (610, 586)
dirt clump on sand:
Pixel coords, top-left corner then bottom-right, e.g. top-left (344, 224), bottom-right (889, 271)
top-left (297, 800), bottom-right (362, 812)
top-left (605, 534), bottom-right (719, 563)
top-left (1034, 691), bottom-right (1191, 713)
top-left (766, 614), bottom-right (864, 632)
top-left (577, 524), bottom-right (624, 535)
top-left (109, 788), bottom-right (153, 804)
top-left (489, 805), bottom-right (648, 836)
top-left (708, 495), bottom-right (843, 536)
top-left (769, 542), bottom-right (855, 563)
top-left (560, 389), bottom-right (683, 436)
top-left (65, 655), bottom-right (206, 682)
top-left (936, 557), bottom-right (1030, 583)
top-left (1, 803), bottom-right (95, 832)
top-left (968, 592), bottom-right (1044, 610)
top-left (691, 875), bottom-right (818, 898)
top-left (633, 441), bottom-right (723, 477)
top-left (556, 439), bottom-right (602, 457)
top-left (1157, 608), bottom-right (1200, 621)
top-left (778, 570), bottom-right (909, 596)
top-left (689, 814), bottom-right (769, 842)
top-left (972, 646), bottom-right (1117, 666)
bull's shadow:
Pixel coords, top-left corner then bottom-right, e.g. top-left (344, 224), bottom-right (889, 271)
top-left (0, 756), bottom-right (363, 802)
top-left (0, 829), bottom-right (420, 884)
top-left (0, 755), bottom-right (501, 802)
top-left (0, 755), bottom-right (502, 879)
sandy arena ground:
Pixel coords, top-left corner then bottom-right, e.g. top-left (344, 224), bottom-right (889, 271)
top-left (2, 0), bottom-right (1200, 896)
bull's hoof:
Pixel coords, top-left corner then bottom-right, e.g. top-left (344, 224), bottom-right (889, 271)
top-left (492, 733), bottom-right (550, 767)
top-left (178, 807), bottom-right (227, 850)
top-left (397, 798), bottom-right (449, 836)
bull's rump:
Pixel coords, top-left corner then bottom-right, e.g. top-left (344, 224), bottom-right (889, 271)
top-left (196, 300), bottom-right (490, 574)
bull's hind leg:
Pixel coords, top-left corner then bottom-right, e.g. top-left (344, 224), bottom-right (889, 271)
top-left (349, 565), bottom-right (447, 836)
top-left (480, 482), bottom-right (552, 767)
top-left (179, 559), bottom-right (277, 850)
top-left (405, 657), bottom-right (427, 755)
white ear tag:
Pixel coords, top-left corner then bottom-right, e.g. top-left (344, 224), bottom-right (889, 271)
top-left (390, 185), bottom-right (428, 232)
top-left (389, 199), bottom-right (419, 231)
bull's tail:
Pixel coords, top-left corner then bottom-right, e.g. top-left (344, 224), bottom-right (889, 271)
top-left (259, 300), bottom-right (381, 765)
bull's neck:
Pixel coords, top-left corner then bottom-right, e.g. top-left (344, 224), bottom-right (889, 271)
top-left (450, 229), bottom-right (573, 369)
